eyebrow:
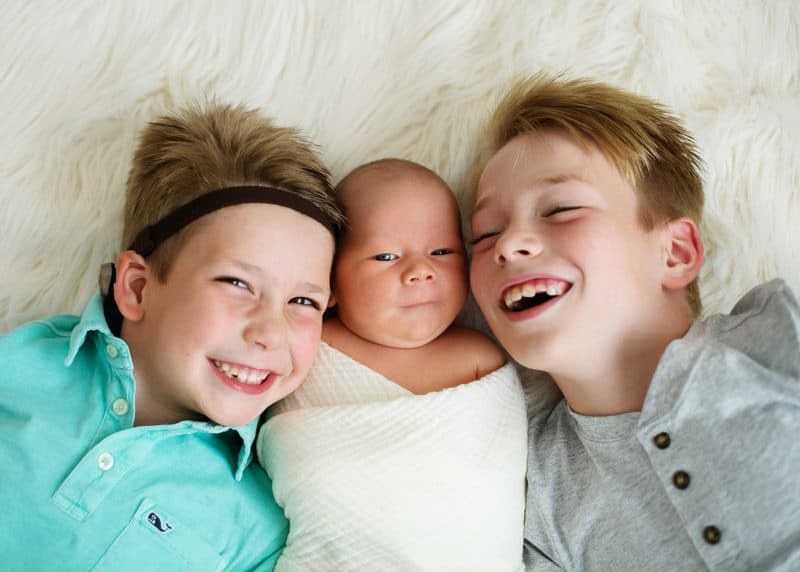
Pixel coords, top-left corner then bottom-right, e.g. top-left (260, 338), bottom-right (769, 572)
top-left (300, 282), bottom-right (329, 296)
top-left (538, 173), bottom-right (586, 186)
top-left (473, 172), bottom-right (586, 213)
top-left (228, 259), bottom-right (264, 276)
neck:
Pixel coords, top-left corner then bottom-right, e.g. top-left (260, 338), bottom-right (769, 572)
top-left (556, 310), bottom-right (694, 417)
top-left (122, 322), bottom-right (204, 427)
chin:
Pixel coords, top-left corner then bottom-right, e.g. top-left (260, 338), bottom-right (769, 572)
top-left (206, 408), bottom-right (260, 428)
top-left (393, 339), bottom-right (433, 349)
top-left (396, 328), bottom-right (445, 348)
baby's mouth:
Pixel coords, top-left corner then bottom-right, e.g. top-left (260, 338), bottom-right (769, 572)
top-left (212, 359), bottom-right (271, 385)
top-left (502, 279), bottom-right (572, 312)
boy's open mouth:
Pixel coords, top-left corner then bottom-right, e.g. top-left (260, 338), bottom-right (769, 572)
top-left (212, 359), bottom-right (271, 385)
top-left (501, 279), bottom-right (572, 312)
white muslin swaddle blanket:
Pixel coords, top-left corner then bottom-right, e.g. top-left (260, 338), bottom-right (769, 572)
top-left (257, 341), bottom-right (527, 572)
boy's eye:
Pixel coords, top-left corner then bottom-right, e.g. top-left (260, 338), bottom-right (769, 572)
top-left (431, 248), bottom-right (455, 256)
top-left (373, 253), bottom-right (398, 261)
top-left (470, 232), bottom-right (499, 246)
top-left (289, 297), bottom-right (322, 311)
top-left (217, 276), bottom-right (252, 292)
top-left (544, 205), bottom-right (581, 217)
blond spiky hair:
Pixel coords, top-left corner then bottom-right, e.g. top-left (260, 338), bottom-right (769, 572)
top-left (472, 74), bottom-right (705, 315)
top-left (122, 102), bottom-right (345, 279)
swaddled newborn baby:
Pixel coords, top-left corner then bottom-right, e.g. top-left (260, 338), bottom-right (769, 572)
top-left (257, 158), bottom-right (527, 572)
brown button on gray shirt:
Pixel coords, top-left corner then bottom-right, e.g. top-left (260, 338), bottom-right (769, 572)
top-left (523, 279), bottom-right (800, 571)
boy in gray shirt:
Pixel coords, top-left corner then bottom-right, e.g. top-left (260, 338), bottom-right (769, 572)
top-left (468, 74), bottom-right (800, 571)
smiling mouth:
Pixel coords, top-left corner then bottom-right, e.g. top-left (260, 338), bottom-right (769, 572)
top-left (502, 279), bottom-right (571, 312)
top-left (212, 359), bottom-right (271, 385)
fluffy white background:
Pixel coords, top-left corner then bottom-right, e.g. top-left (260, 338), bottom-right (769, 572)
top-left (1, 1), bottom-right (798, 332)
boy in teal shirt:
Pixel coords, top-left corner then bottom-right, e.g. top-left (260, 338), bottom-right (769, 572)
top-left (0, 103), bottom-right (344, 570)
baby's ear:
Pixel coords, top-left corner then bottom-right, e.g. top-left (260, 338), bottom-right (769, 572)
top-left (662, 217), bottom-right (704, 291)
top-left (113, 250), bottom-right (149, 322)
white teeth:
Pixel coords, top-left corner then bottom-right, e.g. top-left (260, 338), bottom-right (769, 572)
top-left (503, 280), bottom-right (569, 309)
top-left (504, 287), bottom-right (521, 308)
top-left (213, 360), bottom-right (268, 384)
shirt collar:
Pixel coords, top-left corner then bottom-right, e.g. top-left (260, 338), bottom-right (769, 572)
top-left (230, 419), bottom-right (258, 479)
top-left (65, 294), bottom-right (114, 366)
top-left (179, 418), bottom-right (259, 480)
top-left (64, 293), bottom-right (258, 479)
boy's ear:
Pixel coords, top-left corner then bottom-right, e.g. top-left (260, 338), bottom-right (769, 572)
top-left (327, 292), bottom-right (337, 309)
top-left (113, 250), bottom-right (150, 322)
top-left (662, 217), bottom-right (704, 291)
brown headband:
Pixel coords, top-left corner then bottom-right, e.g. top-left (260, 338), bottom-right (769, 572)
top-left (129, 185), bottom-right (338, 257)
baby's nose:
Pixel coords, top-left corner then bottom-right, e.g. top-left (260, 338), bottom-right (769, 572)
top-left (403, 260), bottom-right (435, 284)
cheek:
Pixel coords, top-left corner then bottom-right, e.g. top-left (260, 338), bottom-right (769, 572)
top-left (454, 255), bottom-right (468, 277)
top-left (579, 228), bottom-right (642, 275)
top-left (469, 255), bottom-right (492, 299)
top-left (288, 318), bottom-right (324, 376)
top-left (335, 266), bottom-right (371, 307)
top-left (445, 265), bottom-right (468, 301)
top-left (345, 274), bottom-right (391, 315)
top-left (155, 305), bottom-right (205, 355)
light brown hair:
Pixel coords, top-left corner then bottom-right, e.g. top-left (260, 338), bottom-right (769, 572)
top-left (122, 102), bottom-right (345, 280)
top-left (472, 74), bottom-right (704, 315)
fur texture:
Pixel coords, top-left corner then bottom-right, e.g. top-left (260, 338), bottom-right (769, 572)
top-left (1, 1), bottom-right (798, 330)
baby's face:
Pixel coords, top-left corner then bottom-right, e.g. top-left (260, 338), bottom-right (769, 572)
top-left (333, 168), bottom-right (467, 348)
top-left (470, 130), bottom-right (670, 374)
top-left (128, 203), bottom-right (334, 426)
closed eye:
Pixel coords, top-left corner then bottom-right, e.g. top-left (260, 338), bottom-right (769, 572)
top-left (544, 205), bottom-right (582, 217)
top-left (470, 232), bottom-right (499, 245)
top-left (374, 253), bottom-right (398, 261)
top-left (289, 297), bottom-right (322, 311)
top-left (216, 276), bottom-right (253, 292)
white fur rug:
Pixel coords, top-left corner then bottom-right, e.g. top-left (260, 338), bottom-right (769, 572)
top-left (1, 1), bottom-right (799, 332)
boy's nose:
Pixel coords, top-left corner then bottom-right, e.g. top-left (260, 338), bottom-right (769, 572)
top-left (494, 229), bottom-right (543, 265)
top-left (402, 259), bottom-right (435, 284)
top-left (243, 306), bottom-right (288, 350)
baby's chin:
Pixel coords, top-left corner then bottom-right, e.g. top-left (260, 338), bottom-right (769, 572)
top-left (374, 325), bottom-right (452, 349)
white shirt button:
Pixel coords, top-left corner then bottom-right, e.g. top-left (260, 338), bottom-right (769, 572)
top-left (112, 399), bottom-right (129, 415)
top-left (97, 452), bottom-right (114, 471)
top-left (105, 344), bottom-right (119, 359)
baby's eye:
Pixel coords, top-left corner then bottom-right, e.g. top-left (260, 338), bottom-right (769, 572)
top-left (431, 248), bottom-right (455, 256)
top-left (289, 297), bottom-right (322, 311)
top-left (216, 276), bottom-right (252, 292)
top-left (373, 253), bottom-right (398, 261)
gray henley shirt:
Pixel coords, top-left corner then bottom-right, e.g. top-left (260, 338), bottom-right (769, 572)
top-left (523, 279), bottom-right (800, 571)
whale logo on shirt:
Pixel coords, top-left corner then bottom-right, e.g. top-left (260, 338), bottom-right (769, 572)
top-left (147, 511), bottom-right (173, 533)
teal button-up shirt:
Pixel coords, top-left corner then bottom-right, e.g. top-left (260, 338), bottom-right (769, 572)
top-left (0, 295), bottom-right (288, 571)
